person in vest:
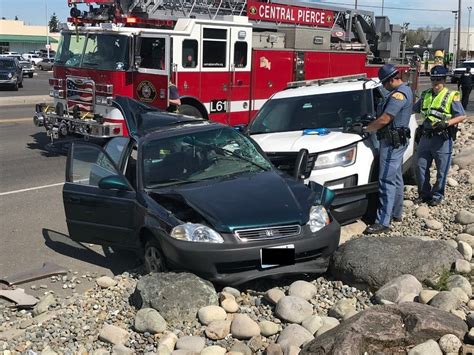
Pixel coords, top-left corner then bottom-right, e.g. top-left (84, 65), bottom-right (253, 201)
top-left (364, 64), bottom-right (414, 234)
top-left (413, 65), bottom-right (466, 206)
top-left (457, 67), bottom-right (472, 109)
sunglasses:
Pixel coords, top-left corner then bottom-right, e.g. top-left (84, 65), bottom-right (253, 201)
top-left (430, 77), bottom-right (445, 82)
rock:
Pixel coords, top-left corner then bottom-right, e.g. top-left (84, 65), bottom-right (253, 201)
top-left (265, 343), bottom-right (283, 355)
top-left (456, 233), bottom-right (474, 248)
top-left (447, 239), bottom-right (459, 249)
top-left (111, 344), bottom-right (134, 355)
top-left (453, 147), bottom-right (474, 170)
top-left (458, 241), bottom-right (473, 261)
top-left (200, 346), bottom-right (226, 355)
top-left (469, 301), bottom-right (474, 311)
top-left (455, 259), bottom-right (472, 273)
top-left (92, 349), bottom-right (110, 355)
top-left (221, 299), bottom-right (239, 313)
top-left (198, 306), bottom-right (227, 325)
top-left (451, 309), bottom-right (466, 320)
top-left (447, 177), bottom-right (459, 187)
top-left (340, 220), bottom-right (367, 244)
top-left (424, 219), bottom-right (443, 230)
top-left (465, 224), bottom-right (474, 235)
top-left (468, 328), bottom-right (474, 342)
top-left (300, 303), bottom-right (467, 354)
top-left (231, 314), bottom-right (261, 339)
top-left (219, 291), bottom-right (235, 302)
top-left (134, 308), bottom-right (167, 334)
top-left (330, 237), bottom-right (462, 289)
top-left (455, 210), bottom-right (474, 225)
top-left (259, 320), bottom-right (280, 337)
top-left (288, 281), bottom-right (317, 301)
top-left (408, 339), bottom-right (442, 355)
top-left (301, 316), bottom-right (323, 335)
top-left (157, 345), bottom-right (172, 355)
top-left (248, 335), bottom-right (264, 353)
top-left (171, 351), bottom-right (197, 355)
top-left (277, 324), bottom-right (314, 352)
top-left (131, 272), bottom-right (218, 324)
top-left (450, 287), bottom-right (469, 303)
top-left (41, 347), bottom-right (58, 355)
top-left (32, 293), bottom-right (55, 316)
top-left (222, 287), bottom-right (240, 298)
top-left (328, 298), bottom-right (356, 319)
top-left (468, 313), bottom-right (474, 327)
top-left (374, 275), bottom-right (422, 304)
top-left (418, 290), bottom-right (439, 304)
top-left (315, 317), bottom-right (340, 337)
top-left (429, 291), bottom-right (461, 312)
top-left (205, 320), bottom-right (231, 340)
top-left (175, 336), bottom-right (205, 353)
top-left (446, 274), bottom-right (472, 297)
top-left (98, 324), bottom-right (130, 345)
top-left (230, 341), bottom-right (252, 355)
top-left (403, 200), bottom-right (414, 208)
top-left (265, 288), bottom-right (286, 305)
top-left (158, 332), bottom-right (178, 353)
top-left (96, 276), bottom-right (117, 289)
top-left (342, 311), bottom-right (358, 320)
top-left (275, 296), bottom-right (313, 324)
top-left (415, 206), bottom-right (430, 219)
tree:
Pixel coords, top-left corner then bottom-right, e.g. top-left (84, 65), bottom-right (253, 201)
top-left (406, 28), bottom-right (431, 48)
top-left (48, 13), bottom-right (60, 33)
top-left (14, 16), bottom-right (18, 20)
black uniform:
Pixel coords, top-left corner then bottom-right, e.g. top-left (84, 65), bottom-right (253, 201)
top-left (458, 70), bottom-right (472, 109)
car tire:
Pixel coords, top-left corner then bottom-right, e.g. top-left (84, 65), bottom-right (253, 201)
top-left (144, 239), bottom-right (167, 273)
top-left (39, 65), bottom-right (43, 71)
top-left (179, 104), bottom-right (203, 118)
top-left (28, 73), bottom-right (33, 78)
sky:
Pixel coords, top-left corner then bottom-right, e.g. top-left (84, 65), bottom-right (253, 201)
top-left (0, 0), bottom-right (472, 32)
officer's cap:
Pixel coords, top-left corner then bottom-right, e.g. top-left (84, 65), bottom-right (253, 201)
top-left (430, 65), bottom-right (448, 78)
top-left (378, 64), bottom-right (399, 83)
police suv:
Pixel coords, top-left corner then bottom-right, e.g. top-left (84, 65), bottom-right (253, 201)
top-left (248, 74), bottom-right (418, 225)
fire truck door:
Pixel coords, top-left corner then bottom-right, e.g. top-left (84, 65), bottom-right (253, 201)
top-left (134, 34), bottom-right (170, 110)
top-left (228, 28), bottom-right (252, 126)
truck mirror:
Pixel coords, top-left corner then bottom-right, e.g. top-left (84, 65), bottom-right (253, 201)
top-left (134, 55), bottom-right (142, 69)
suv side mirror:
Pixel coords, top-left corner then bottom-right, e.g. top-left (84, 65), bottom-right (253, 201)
top-left (98, 175), bottom-right (131, 191)
top-left (234, 124), bottom-right (248, 134)
top-left (294, 148), bottom-right (309, 180)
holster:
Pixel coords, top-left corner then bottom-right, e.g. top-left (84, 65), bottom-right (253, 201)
top-left (377, 127), bottom-right (410, 148)
top-left (415, 126), bottom-right (423, 144)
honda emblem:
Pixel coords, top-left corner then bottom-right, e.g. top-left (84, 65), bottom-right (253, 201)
top-left (265, 229), bottom-right (274, 237)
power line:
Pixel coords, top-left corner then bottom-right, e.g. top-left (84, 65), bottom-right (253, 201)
top-left (316, 1), bottom-right (455, 12)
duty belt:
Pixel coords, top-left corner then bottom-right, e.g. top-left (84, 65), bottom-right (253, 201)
top-left (377, 127), bottom-right (411, 148)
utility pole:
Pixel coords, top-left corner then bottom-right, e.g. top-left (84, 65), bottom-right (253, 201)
top-left (45, 1), bottom-right (50, 58)
top-left (355, 0), bottom-right (357, 10)
top-left (381, 0), bottom-right (384, 16)
top-left (457, 0), bottom-right (462, 64)
top-left (453, 11), bottom-right (458, 68)
top-left (401, 23), bottom-right (409, 64)
top-left (468, 6), bottom-right (472, 60)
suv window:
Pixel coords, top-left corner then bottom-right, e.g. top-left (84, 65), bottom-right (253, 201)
top-left (0, 59), bottom-right (15, 69)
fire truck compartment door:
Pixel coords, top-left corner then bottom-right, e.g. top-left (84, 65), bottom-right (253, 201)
top-left (134, 34), bottom-right (170, 109)
top-left (63, 142), bottom-right (137, 247)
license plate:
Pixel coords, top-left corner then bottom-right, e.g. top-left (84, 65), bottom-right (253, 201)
top-left (260, 244), bottom-right (295, 269)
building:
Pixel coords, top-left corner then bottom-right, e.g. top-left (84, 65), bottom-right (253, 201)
top-left (0, 19), bottom-right (59, 54)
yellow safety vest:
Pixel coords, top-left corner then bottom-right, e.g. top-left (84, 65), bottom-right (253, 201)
top-left (421, 88), bottom-right (458, 124)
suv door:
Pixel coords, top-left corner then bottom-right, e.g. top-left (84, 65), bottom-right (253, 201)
top-left (63, 141), bottom-right (138, 247)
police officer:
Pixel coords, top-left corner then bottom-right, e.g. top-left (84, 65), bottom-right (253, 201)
top-left (458, 67), bottom-right (472, 109)
top-left (363, 64), bottom-right (414, 234)
top-left (413, 65), bottom-right (466, 206)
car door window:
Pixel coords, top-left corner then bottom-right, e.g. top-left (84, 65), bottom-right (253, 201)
top-left (67, 143), bottom-right (121, 187)
top-left (103, 137), bottom-right (131, 171)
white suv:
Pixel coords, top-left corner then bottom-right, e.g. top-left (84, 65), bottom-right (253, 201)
top-left (248, 75), bottom-right (417, 225)
top-left (451, 60), bottom-right (474, 83)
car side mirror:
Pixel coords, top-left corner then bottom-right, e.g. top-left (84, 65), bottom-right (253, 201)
top-left (294, 148), bottom-right (309, 180)
top-left (98, 175), bottom-right (131, 191)
top-left (234, 124), bottom-right (248, 134)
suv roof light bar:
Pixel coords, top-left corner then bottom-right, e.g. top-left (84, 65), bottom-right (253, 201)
top-left (287, 73), bottom-right (368, 89)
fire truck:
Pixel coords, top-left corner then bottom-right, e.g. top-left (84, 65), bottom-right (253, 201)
top-left (34, 0), bottom-right (416, 140)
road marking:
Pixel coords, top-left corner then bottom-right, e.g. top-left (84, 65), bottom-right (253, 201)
top-left (0, 182), bottom-right (64, 196)
top-left (0, 118), bottom-right (32, 123)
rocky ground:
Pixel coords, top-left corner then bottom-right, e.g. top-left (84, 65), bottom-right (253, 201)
top-left (0, 121), bottom-right (473, 355)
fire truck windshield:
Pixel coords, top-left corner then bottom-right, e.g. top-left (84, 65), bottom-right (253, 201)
top-left (248, 90), bottom-right (373, 134)
top-left (55, 32), bottom-right (130, 71)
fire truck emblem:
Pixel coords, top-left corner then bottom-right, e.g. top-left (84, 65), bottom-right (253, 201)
top-left (326, 15), bottom-right (332, 23)
top-left (260, 56), bottom-right (271, 70)
top-left (249, 6), bottom-right (257, 15)
top-left (137, 80), bottom-right (157, 103)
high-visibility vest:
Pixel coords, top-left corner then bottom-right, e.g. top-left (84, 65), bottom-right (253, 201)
top-left (421, 87), bottom-right (458, 124)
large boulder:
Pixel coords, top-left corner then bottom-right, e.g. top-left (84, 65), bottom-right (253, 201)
top-left (452, 147), bottom-right (474, 172)
top-left (131, 272), bottom-right (218, 324)
top-left (331, 237), bottom-right (462, 290)
top-left (300, 302), bottom-right (467, 354)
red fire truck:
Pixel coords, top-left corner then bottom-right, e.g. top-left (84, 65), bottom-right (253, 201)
top-left (34, 0), bottom-right (416, 140)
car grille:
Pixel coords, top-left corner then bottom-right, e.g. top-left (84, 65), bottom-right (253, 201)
top-left (266, 152), bottom-right (317, 179)
top-left (234, 225), bottom-right (301, 241)
top-left (0, 73), bottom-right (10, 80)
top-left (66, 76), bottom-right (95, 112)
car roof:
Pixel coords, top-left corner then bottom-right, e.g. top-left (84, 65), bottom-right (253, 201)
top-left (270, 78), bottom-right (381, 100)
top-left (0, 57), bottom-right (15, 61)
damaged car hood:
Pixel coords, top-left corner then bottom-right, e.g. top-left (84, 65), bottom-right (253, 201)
top-left (150, 171), bottom-right (314, 233)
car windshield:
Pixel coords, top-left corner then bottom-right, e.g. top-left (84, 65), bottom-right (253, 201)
top-left (143, 127), bottom-right (272, 188)
top-left (55, 32), bottom-right (130, 71)
top-left (249, 90), bottom-right (373, 134)
top-left (0, 60), bottom-right (15, 69)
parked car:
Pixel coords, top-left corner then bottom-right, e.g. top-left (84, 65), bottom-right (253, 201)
top-left (37, 58), bottom-right (54, 71)
top-left (21, 53), bottom-right (43, 66)
top-left (450, 60), bottom-right (474, 83)
top-left (0, 57), bottom-right (23, 90)
top-left (62, 96), bottom-right (340, 285)
top-left (9, 55), bottom-right (34, 77)
top-left (248, 75), bottom-right (417, 225)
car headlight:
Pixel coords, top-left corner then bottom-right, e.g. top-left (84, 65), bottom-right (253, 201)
top-left (171, 223), bottom-right (224, 243)
top-left (314, 145), bottom-right (356, 170)
top-left (307, 205), bottom-right (330, 233)
top-left (7, 72), bottom-right (13, 79)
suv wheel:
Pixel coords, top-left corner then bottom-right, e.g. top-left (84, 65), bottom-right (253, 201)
top-left (144, 239), bottom-right (166, 273)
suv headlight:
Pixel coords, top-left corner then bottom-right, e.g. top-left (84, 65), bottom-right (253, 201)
top-left (307, 205), bottom-right (330, 233)
top-left (171, 223), bottom-right (224, 243)
top-left (7, 72), bottom-right (13, 79)
top-left (314, 145), bottom-right (356, 170)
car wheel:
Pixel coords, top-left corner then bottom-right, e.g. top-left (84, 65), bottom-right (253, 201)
top-left (28, 73), bottom-right (33, 78)
top-left (144, 239), bottom-right (167, 273)
top-left (179, 104), bottom-right (203, 118)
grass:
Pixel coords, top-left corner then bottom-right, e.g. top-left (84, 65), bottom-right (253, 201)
top-left (432, 268), bottom-right (457, 291)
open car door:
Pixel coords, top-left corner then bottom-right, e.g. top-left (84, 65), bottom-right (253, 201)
top-left (62, 139), bottom-right (137, 247)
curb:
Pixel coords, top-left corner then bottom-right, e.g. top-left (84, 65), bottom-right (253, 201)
top-left (0, 95), bottom-right (52, 106)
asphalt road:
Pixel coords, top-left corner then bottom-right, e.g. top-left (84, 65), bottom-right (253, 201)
top-left (0, 70), bottom-right (52, 97)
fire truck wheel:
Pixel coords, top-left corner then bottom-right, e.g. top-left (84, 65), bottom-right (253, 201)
top-left (144, 239), bottom-right (167, 273)
top-left (179, 104), bottom-right (203, 118)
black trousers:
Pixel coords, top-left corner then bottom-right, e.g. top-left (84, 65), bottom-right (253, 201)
top-left (461, 87), bottom-right (471, 109)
